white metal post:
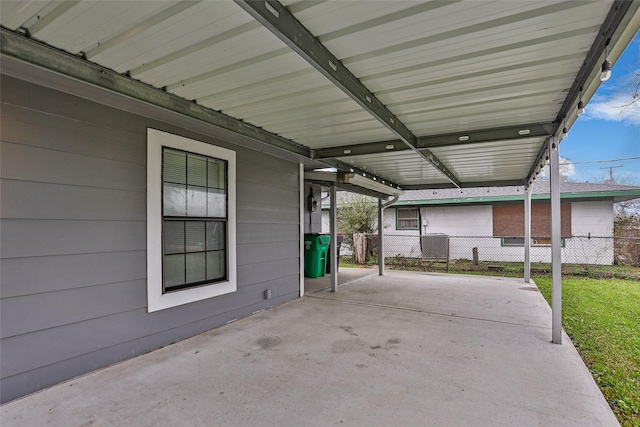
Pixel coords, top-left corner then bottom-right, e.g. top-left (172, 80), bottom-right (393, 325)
top-left (550, 138), bottom-right (562, 344)
top-left (524, 185), bottom-right (532, 283)
top-left (330, 184), bottom-right (338, 292)
top-left (378, 197), bottom-right (384, 276)
top-left (299, 164), bottom-right (305, 297)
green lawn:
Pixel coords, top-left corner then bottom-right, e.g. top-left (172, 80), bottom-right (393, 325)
top-left (535, 277), bottom-right (640, 427)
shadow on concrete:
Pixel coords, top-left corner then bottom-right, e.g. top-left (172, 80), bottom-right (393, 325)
top-left (0, 271), bottom-right (618, 427)
top-left (304, 266), bottom-right (378, 293)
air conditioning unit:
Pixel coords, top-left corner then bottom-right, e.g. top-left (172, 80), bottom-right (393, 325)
top-left (420, 234), bottom-right (449, 260)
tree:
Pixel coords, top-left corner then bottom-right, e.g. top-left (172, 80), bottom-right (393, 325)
top-left (607, 172), bottom-right (640, 217)
top-left (337, 193), bottom-right (378, 263)
top-left (337, 193), bottom-right (378, 235)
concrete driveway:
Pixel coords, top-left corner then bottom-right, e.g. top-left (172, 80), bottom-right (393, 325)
top-left (0, 271), bottom-right (618, 426)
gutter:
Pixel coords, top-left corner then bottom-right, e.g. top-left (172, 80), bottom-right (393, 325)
top-left (382, 194), bottom-right (400, 209)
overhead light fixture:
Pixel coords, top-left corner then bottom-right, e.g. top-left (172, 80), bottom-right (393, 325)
top-left (577, 88), bottom-right (585, 116)
top-left (562, 118), bottom-right (568, 138)
top-left (600, 44), bottom-right (612, 82)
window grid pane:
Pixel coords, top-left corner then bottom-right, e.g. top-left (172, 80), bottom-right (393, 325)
top-left (398, 219), bottom-right (418, 229)
top-left (187, 154), bottom-right (207, 187)
top-left (398, 209), bottom-right (417, 219)
top-left (164, 254), bottom-right (186, 289)
top-left (206, 250), bottom-right (226, 281)
top-left (163, 149), bottom-right (187, 184)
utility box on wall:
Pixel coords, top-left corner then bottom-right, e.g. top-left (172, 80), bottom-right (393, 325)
top-left (304, 183), bottom-right (323, 234)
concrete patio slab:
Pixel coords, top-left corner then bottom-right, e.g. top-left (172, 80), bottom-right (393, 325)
top-left (304, 266), bottom-right (378, 293)
top-left (1, 271), bottom-right (618, 426)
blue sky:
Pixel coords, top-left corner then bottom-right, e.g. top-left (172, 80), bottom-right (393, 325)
top-left (559, 31), bottom-right (640, 185)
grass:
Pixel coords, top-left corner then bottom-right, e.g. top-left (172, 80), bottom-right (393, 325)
top-left (381, 257), bottom-right (640, 280)
top-left (532, 277), bottom-right (640, 427)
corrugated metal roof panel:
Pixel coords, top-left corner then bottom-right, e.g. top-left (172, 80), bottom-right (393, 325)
top-left (337, 151), bottom-right (451, 185)
top-left (1, 0), bottom-right (634, 189)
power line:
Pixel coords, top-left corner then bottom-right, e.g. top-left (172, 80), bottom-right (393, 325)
top-left (559, 156), bottom-right (640, 165)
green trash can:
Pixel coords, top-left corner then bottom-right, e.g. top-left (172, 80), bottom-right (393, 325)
top-left (304, 234), bottom-right (331, 278)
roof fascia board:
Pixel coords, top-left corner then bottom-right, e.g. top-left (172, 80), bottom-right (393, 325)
top-left (304, 172), bottom-right (397, 199)
top-left (526, 0), bottom-right (638, 185)
top-left (313, 123), bottom-right (554, 159)
top-left (395, 190), bottom-right (640, 206)
top-left (314, 158), bottom-right (402, 190)
top-left (235, 0), bottom-right (461, 187)
top-left (0, 28), bottom-right (312, 159)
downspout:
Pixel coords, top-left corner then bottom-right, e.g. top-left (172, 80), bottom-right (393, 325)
top-left (382, 194), bottom-right (400, 209)
top-left (378, 194), bottom-right (400, 276)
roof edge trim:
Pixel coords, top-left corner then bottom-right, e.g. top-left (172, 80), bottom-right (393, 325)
top-left (0, 28), bottom-right (312, 159)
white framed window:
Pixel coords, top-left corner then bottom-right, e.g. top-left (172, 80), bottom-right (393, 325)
top-left (147, 129), bottom-right (236, 312)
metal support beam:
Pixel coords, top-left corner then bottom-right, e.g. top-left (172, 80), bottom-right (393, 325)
top-left (550, 138), bottom-right (562, 344)
top-left (524, 185), bottom-right (532, 284)
top-left (419, 123), bottom-right (555, 149)
top-left (401, 179), bottom-right (525, 190)
top-left (314, 139), bottom-right (410, 160)
top-left (319, 158), bottom-right (402, 191)
top-left (313, 123), bottom-right (554, 159)
top-left (235, 0), bottom-right (461, 187)
top-left (329, 184), bottom-right (338, 292)
top-left (0, 28), bottom-right (311, 159)
top-left (527, 0), bottom-right (636, 185)
top-left (378, 198), bottom-right (384, 276)
top-left (299, 163), bottom-right (305, 297)
top-left (526, 138), bottom-right (552, 188)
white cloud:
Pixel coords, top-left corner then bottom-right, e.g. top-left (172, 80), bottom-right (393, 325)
top-left (584, 93), bottom-right (640, 125)
top-left (539, 157), bottom-right (575, 181)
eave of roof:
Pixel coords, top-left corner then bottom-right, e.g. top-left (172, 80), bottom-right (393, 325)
top-left (393, 190), bottom-right (640, 207)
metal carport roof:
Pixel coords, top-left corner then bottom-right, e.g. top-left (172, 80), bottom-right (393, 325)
top-left (2, 0), bottom-right (638, 191)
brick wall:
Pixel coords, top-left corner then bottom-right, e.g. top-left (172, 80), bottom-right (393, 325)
top-left (493, 203), bottom-right (571, 237)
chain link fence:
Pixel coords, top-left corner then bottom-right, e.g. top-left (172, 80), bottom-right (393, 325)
top-left (341, 234), bottom-right (640, 269)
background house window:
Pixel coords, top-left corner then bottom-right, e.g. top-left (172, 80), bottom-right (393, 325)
top-left (147, 129), bottom-right (236, 312)
top-left (162, 148), bottom-right (227, 292)
top-left (502, 237), bottom-right (525, 246)
top-left (397, 208), bottom-right (419, 230)
top-left (501, 237), bottom-right (565, 247)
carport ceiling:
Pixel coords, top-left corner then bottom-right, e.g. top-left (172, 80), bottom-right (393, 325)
top-left (2, 1), bottom-right (638, 190)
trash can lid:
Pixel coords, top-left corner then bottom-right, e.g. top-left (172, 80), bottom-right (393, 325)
top-left (318, 235), bottom-right (331, 244)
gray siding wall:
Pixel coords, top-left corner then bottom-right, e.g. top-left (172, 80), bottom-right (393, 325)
top-left (0, 75), bottom-right (301, 403)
